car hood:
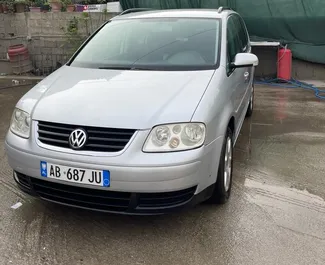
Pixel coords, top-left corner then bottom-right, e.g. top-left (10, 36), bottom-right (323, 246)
top-left (18, 66), bottom-right (215, 129)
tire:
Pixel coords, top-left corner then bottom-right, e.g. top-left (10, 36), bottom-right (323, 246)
top-left (208, 127), bottom-right (234, 204)
top-left (246, 84), bottom-right (254, 117)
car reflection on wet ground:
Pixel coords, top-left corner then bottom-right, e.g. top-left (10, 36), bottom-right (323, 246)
top-left (0, 83), bottom-right (324, 265)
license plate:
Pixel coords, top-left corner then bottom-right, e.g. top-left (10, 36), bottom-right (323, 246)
top-left (40, 161), bottom-right (110, 187)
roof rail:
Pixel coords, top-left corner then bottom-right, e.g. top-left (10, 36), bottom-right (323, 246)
top-left (217, 6), bottom-right (233, 13)
top-left (119, 8), bottom-right (154, 16)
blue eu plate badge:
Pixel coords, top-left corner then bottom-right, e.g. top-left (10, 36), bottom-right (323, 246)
top-left (40, 161), bottom-right (47, 177)
top-left (103, 171), bottom-right (110, 187)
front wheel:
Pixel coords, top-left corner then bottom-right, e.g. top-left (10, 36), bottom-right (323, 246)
top-left (246, 84), bottom-right (254, 117)
top-left (208, 127), bottom-right (234, 204)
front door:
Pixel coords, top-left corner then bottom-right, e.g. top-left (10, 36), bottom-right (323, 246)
top-left (233, 15), bottom-right (253, 116)
top-left (226, 15), bottom-right (247, 135)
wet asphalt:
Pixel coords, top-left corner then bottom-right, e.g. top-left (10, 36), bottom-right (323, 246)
top-left (0, 82), bottom-right (324, 265)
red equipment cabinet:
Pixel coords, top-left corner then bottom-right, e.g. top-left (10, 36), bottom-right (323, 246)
top-left (277, 48), bottom-right (292, 80)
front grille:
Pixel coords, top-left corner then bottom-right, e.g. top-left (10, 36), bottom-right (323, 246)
top-left (138, 186), bottom-right (196, 208)
top-left (22, 176), bottom-right (197, 213)
top-left (30, 177), bottom-right (131, 212)
top-left (37, 121), bottom-right (136, 152)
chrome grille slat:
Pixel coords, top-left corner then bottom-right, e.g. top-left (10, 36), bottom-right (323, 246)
top-left (88, 136), bottom-right (130, 143)
top-left (37, 121), bottom-right (136, 152)
top-left (86, 144), bottom-right (125, 149)
top-left (38, 136), bottom-right (68, 144)
top-left (38, 123), bottom-right (75, 131)
top-left (38, 130), bottom-right (70, 137)
top-left (87, 130), bottom-right (134, 136)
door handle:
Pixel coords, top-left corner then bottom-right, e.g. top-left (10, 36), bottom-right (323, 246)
top-left (244, 72), bottom-right (249, 79)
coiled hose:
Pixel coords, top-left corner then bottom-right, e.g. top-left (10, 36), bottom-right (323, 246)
top-left (254, 78), bottom-right (325, 100)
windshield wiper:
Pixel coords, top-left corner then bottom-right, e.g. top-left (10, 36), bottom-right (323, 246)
top-left (98, 66), bottom-right (156, 71)
top-left (98, 66), bottom-right (132, 70)
top-left (130, 67), bottom-right (155, 70)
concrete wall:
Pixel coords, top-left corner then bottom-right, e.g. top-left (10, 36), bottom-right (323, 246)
top-left (0, 12), bottom-right (118, 75)
top-left (292, 60), bottom-right (325, 80)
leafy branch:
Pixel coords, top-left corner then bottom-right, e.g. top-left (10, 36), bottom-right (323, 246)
top-left (62, 17), bottom-right (85, 57)
top-left (61, 8), bottom-right (110, 58)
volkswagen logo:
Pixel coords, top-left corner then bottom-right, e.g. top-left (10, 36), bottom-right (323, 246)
top-left (69, 129), bottom-right (87, 149)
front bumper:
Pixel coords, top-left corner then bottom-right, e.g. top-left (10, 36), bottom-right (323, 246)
top-left (5, 129), bottom-right (223, 214)
top-left (14, 171), bottom-right (215, 215)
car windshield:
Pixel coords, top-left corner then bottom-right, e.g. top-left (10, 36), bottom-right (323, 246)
top-left (69, 17), bottom-right (220, 71)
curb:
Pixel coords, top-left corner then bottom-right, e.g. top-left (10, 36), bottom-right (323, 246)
top-left (0, 75), bottom-right (45, 81)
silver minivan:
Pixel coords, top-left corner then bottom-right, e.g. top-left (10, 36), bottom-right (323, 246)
top-left (5, 8), bottom-right (258, 214)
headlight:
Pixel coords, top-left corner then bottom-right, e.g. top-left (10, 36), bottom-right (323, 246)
top-left (10, 108), bottom-right (31, 138)
top-left (143, 123), bottom-right (206, 152)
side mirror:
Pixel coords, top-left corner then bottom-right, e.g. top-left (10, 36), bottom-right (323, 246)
top-left (231, 53), bottom-right (259, 69)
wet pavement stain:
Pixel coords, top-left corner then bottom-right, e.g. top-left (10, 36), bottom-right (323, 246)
top-left (244, 178), bottom-right (325, 240)
top-left (0, 84), bottom-right (325, 265)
